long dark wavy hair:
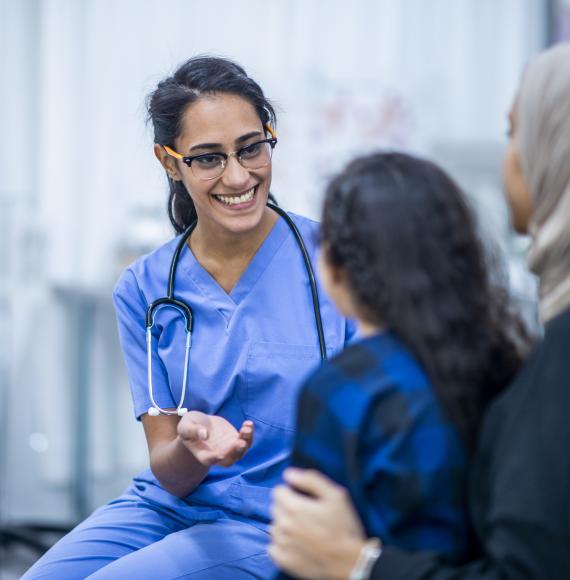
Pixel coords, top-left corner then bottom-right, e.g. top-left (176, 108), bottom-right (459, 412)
top-left (322, 152), bottom-right (532, 450)
top-left (146, 56), bottom-right (277, 233)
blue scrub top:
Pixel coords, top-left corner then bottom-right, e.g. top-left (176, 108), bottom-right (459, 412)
top-left (113, 212), bottom-right (355, 526)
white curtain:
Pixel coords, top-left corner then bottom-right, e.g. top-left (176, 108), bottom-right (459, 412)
top-left (1, 0), bottom-right (546, 523)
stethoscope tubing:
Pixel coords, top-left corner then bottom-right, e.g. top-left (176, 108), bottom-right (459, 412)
top-left (145, 204), bottom-right (327, 416)
top-left (267, 203), bottom-right (327, 361)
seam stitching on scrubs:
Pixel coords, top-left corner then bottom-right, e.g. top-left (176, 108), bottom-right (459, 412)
top-left (184, 269), bottom-right (234, 327)
top-left (242, 414), bottom-right (296, 433)
top-left (128, 267), bottom-right (150, 310)
top-left (244, 338), bottom-right (319, 432)
top-left (125, 268), bottom-right (179, 417)
top-left (230, 213), bottom-right (291, 304)
top-left (171, 550), bottom-right (267, 578)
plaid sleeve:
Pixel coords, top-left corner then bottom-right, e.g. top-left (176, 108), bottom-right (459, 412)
top-left (291, 337), bottom-right (470, 561)
top-left (291, 361), bottom-right (354, 485)
top-left (359, 380), bottom-right (470, 559)
top-left (291, 342), bottom-right (396, 488)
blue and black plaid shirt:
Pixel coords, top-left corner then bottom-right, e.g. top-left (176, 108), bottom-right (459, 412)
top-left (290, 332), bottom-right (471, 561)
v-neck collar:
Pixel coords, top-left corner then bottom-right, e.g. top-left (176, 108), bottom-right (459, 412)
top-left (180, 215), bottom-right (290, 323)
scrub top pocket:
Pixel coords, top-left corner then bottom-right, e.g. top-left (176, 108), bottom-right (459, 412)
top-left (243, 341), bottom-right (324, 431)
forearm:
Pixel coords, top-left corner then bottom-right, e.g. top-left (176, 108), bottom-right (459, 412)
top-left (150, 435), bottom-right (209, 497)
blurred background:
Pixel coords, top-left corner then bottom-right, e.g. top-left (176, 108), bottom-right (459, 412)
top-left (1, 0), bottom-right (569, 575)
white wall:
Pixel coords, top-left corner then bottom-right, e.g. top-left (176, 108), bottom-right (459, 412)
top-left (32, 0), bottom-right (544, 287)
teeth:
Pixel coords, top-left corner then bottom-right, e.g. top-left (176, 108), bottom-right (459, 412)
top-left (214, 187), bottom-right (255, 206)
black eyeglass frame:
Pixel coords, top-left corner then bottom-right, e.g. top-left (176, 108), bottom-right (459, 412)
top-left (162, 136), bottom-right (278, 181)
top-left (182, 137), bottom-right (277, 168)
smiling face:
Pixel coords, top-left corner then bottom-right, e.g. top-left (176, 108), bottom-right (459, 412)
top-left (156, 93), bottom-right (273, 236)
top-left (503, 104), bottom-right (533, 234)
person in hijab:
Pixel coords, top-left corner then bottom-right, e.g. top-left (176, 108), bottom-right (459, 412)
top-left (269, 42), bottom-right (570, 580)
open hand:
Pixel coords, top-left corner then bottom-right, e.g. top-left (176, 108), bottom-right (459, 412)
top-left (177, 411), bottom-right (254, 467)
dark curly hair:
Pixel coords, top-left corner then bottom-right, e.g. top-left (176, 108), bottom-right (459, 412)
top-left (147, 56), bottom-right (277, 233)
top-left (321, 152), bottom-right (532, 450)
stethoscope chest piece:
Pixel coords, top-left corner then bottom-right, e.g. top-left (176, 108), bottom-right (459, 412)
top-left (145, 220), bottom-right (197, 418)
top-left (146, 301), bottom-right (192, 417)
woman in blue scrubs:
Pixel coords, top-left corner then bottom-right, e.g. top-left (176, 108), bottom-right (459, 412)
top-left (24, 57), bottom-right (353, 579)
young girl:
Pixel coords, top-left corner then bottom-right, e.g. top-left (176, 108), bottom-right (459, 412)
top-left (270, 152), bottom-right (529, 576)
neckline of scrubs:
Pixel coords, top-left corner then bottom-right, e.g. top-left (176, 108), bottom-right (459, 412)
top-left (180, 214), bottom-right (290, 323)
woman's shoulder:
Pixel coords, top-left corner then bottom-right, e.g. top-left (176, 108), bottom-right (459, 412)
top-left (285, 211), bottom-right (320, 237)
top-left (277, 211), bottom-right (321, 260)
top-left (286, 211), bottom-right (319, 227)
top-left (543, 305), bottom-right (570, 354)
top-left (113, 236), bottom-right (182, 300)
top-left (489, 305), bottom-right (570, 415)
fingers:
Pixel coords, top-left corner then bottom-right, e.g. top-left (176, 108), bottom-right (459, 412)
top-left (216, 440), bottom-right (248, 467)
top-left (181, 417), bottom-right (254, 467)
top-left (215, 423), bottom-right (254, 467)
top-left (267, 540), bottom-right (292, 572)
top-left (271, 483), bottom-right (320, 524)
top-left (239, 419), bottom-right (254, 435)
top-left (267, 543), bottom-right (288, 572)
top-left (283, 468), bottom-right (342, 500)
top-left (177, 420), bottom-right (208, 443)
top-left (268, 493), bottom-right (313, 574)
top-left (221, 420), bottom-right (253, 463)
top-left (239, 420), bottom-right (254, 447)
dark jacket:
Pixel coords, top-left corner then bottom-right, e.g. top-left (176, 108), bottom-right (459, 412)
top-left (373, 306), bottom-right (570, 580)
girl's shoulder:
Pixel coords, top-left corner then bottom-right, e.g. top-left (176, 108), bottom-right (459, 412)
top-left (298, 333), bottom-right (443, 444)
top-left (304, 333), bottom-right (431, 401)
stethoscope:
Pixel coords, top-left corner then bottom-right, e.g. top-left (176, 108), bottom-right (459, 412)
top-left (146, 203), bottom-right (327, 416)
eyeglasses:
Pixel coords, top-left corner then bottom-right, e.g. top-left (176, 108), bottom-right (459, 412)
top-left (162, 125), bottom-right (278, 181)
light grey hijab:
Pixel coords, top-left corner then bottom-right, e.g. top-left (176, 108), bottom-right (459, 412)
top-left (517, 43), bottom-right (570, 323)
